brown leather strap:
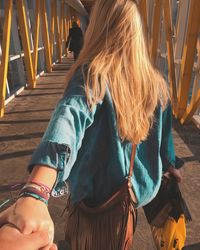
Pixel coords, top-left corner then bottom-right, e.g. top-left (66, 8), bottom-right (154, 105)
top-left (128, 144), bottom-right (137, 178)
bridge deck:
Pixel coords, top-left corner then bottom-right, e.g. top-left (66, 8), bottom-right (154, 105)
top-left (0, 57), bottom-right (199, 249)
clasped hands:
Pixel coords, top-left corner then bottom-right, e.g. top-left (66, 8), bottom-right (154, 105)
top-left (0, 197), bottom-right (57, 250)
top-left (0, 224), bottom-right (57, 250)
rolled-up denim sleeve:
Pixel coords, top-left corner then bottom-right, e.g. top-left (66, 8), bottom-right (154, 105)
top-left (28, 94), bottom-right (97, 197)
top-left (160, 104), bottom-right (176, 172)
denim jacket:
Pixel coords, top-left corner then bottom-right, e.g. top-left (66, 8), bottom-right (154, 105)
top-left (28, 69), bottom-right (177, 208)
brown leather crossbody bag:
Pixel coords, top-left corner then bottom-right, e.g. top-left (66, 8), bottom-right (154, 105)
top-left (65, 145), bottom-right (137, 250)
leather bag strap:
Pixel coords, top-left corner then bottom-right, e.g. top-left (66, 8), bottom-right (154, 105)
top-left (128, 144), bottom-right (137, 178)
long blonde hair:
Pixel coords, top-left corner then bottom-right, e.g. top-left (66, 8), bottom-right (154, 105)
top-left (66, 0), bottom-right (169, 144)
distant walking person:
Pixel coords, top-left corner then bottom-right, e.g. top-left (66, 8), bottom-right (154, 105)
top-left (66, 21), bottom-right (83, 60)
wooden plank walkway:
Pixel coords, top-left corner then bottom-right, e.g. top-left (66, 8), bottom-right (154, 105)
top-left (0, 57), bottom-right (199, 249)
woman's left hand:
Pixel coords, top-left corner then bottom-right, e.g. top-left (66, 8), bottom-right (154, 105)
top-left (166, 166), bottom-right (182, 182)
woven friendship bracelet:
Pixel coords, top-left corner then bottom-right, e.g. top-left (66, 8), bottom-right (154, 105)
top-left (27, 181), bottom-right (51, 193)
top-left (22, 183), bottom-right (50, 197)
top-left (20, 187), bottom-right (50, 200)
top-left (19, 181), bottom-right (51, 205)
top-left (19, 192), bottom-right (48, 205)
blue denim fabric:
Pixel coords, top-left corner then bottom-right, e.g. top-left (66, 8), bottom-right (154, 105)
top-left (28, 69), bottom-right (176, 208)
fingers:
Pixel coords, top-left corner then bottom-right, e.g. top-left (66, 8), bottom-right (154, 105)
top-left (8, 209), bottom-right (39, 235)
top-left (0, 210), bottom-right (8, 227)
top-left (50, 244), bottom-right (58, 250)
top-left (166, 166), bottom-right (183, 182)
top-left (26, 231), bottom-right (50, 248)
top-left (48, 227), bottom-right (54, 244)
top-left (39, 243), bottom-right (58, 250)
top-left (0, 223), bottom-right (20, 238)
top-left (0, 204), bottom-right (15, 227)
top-left (0, 202), bottom-right (32, 234)
top-left (0, 224), bottom-right (55, 250)
top-left (7, 198), bottom-right (54, 236)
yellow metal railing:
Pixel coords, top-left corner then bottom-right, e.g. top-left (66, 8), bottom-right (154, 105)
top-left (0, 0), bottom-right (199, 125)
top-left (0, 0), bottom-right (13, 117)
top-left (0, 0), bottom-right (71, 117)
top-left (139, 0), bottom-right (200, 124)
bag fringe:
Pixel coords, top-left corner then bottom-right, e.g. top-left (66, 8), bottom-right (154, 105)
top-left (65, 197), bottom-right (136, 250)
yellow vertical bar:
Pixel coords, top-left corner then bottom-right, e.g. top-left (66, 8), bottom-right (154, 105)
top-left (60, 0), bottom-right (64, 56)
top-left (16, 0), bottom-right (35, 89)
top-left (33, 0), bottom-right (40, 76)
top-left (163, 0), bottom-right (178, 108)
top-left (50, 0), bottom-right (55, 60)
top-left (41, 0), bottom-right (52, 72)
top-left (151, 0), bottom-right (163, 63)
top-left (180, 90), bottom-right (200, 124)
top-left (139, 0), bottom-right (148, 37)
top-left (66, 7), bottom-right (70, 38)
top-left (0, 0), bottom-right (13, 117)
top-left (177, 0), bottom-right (200, 118)
top-left (180, 39), bottom-right (200, 123)
top-left (190, 39), bottom-right (200, 107)
top-left (54, 0), bottom-right (62, 62)
top-left (63, 5), bottom-right (67, 55)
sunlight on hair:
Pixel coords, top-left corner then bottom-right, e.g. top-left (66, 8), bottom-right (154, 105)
top-left (65, 0), bottom-right (169, 144)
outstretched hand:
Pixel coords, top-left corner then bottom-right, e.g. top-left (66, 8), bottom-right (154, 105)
top-left (0, 224), bottom-right (57, 250)
top-left (0, 197), bottom-right (55, 250)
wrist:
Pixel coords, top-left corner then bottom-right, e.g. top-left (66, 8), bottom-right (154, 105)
top-left (19, 181), bottom-right (51, 206)
top-left (18, 193), bottom-right (49, 205)
top-left (16, 196), bottom-right (49, 208)
top-left (28, 165), bottom-right (57, 191)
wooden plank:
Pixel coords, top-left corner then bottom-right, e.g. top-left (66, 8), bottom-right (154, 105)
top-left (0, 0), bottom-right (13, 117)
top-left (177, 0), bottom-right (200, 118)
top-left (151, 0), bottom-right (163, 63)
top-left (163, 0), bottom-right (178, 108)
top-left (41, 0), bottom-right (52, 72)
top-left (16, 0), bottom-right (35, 89)
top-left (33, 0), bottom-right (40, 76)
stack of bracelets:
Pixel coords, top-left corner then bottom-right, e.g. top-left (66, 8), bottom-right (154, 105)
top-left (19, 181), bottom-right (51, 205)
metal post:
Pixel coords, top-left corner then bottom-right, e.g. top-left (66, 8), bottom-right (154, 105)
top-left (177, 0), bottom-right (200, 118)
top-left (50, 0), bottom-right (55, 61)
top-left (151, 0), bottom-right (163, 63)
top-left (41, 0), bottom-right (52, 72)
top-left (16, 0), bottom-right (35, 89)
top-left (181, 91), bottom-right (200, 123)
top-left (163, 0), bottom-right (178, 108)
top-left (139, 0), bottom-right (148, 38)
top-left (0, 0), bottom-right (13, 117)
top-left (33, 0), bottom-right (40, 76)
top-left (54, 0), bottom-right (62, 62)
top-left (60, 0), bottom-right (65, 56)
